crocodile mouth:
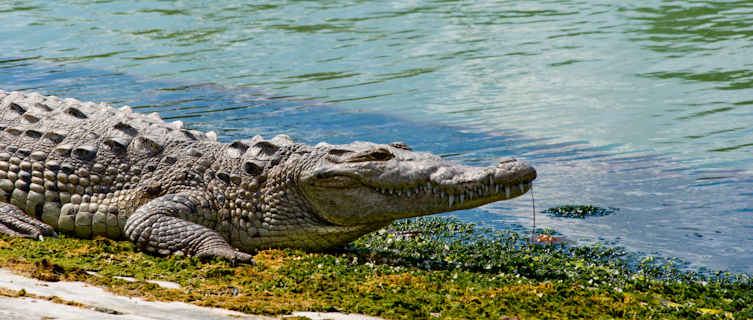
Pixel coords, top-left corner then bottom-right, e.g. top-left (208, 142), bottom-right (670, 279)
top-left (302, 156), bottom-right (536, 226)
top-left (311, 157), bottom-right (536, 208)
top-left (364, 178), bottom-right (534, 210)
top-left (306, 170), bottom-right (536, 226)
top-left (293, 173), bottom-right (535, 248)
top-left (308, 167), bottom-right (533, 204)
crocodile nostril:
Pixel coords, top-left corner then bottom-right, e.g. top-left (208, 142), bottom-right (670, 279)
top-left (389, 142), bottom-right (412, 151)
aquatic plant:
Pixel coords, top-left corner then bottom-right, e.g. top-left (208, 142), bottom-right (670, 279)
top-left (0, 217), bottom-right (750, 319)
top-left (543, 205), bottom-right (618, 218)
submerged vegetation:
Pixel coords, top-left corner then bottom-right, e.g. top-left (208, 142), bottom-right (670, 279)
top-left (543, 205), bottom-right (618, 218)
top-left (0, 217), bottom-right (750, 319)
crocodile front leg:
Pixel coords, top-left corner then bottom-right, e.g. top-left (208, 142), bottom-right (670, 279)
top-left (124, 192), bottom-right (254, 265)
top-left (0, 202), bottom-right (57, 240)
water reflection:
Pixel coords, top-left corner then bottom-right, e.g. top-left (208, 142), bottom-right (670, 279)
top-left (626, 1), bottom-right (753, 158)
top-left (629, 1), bottom-right (753, 45)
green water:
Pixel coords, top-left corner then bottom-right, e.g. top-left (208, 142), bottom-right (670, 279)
top-left (3, 0), bottom-right (752, 164)
top-left (1, 0), bottom-right (753, 273)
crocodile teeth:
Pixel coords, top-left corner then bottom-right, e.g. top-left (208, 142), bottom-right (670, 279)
top-left (372, 179), bottom-right (527, 201)
top-left (148, 112), bottom-right (161, 120)
top-left (171, 120), bottom-right (183, 129)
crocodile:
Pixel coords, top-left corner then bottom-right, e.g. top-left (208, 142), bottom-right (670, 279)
top-left (0, 90), bottom-right (536, 264)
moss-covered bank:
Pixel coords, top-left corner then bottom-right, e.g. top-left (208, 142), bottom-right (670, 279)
top-left (0, 217), bottom-right (750, 319)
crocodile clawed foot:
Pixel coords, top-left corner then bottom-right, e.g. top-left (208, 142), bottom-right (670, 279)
top-left (125, 193), bottom-right (257, 266)
top-left (232, 251), bottom-right (256, 267)
top-left (38, 231), bottom-right (60, 241)
top-left (0, 203), bottom-right (57, 240)
top-left (196, 247), bottom-right (256, 266)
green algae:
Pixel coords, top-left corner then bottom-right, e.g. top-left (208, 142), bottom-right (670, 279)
top-left (543, 205), bottom-right (618, 218)
top-left (0, 217), bottom-right (750, 319)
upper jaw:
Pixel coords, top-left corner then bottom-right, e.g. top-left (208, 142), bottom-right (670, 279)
top-left (311, 156), bottom-right (535, 192)
top-left (355, 157), bottom-right (536, 209)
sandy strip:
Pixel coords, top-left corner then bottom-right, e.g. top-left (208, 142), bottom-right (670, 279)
top-left (0, 268), bottom-right (385, 320)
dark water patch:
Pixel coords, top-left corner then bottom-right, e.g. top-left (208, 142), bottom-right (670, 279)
top-left (548, 59), bottom-right (585, 67)
top-left (709, 143), bottom-right (753, 153)
top-left (268, 23), bottom-right (356, 34)
top-left (0, 58), bottom-right (532, 157)
top-left (0, 56), bottom-right (42, 65)
top-left (640, 70), bottom-right (753, 84)
top-left (288, 71), bottom-right (360, 82)
top-left (629, 2), bottom-right (753, 45)
top-left (547, 30), bottom-right (607, 40)
top-left (127, 49), bottom-right (215, 61)
top-left (0, 5), bottom-right (42, 13)
top-left (47, 50), bottom-right (134, 63)
top-left (137, 8), bottom-right (189, 16)
top-left (147, 27), bottom-right (228, 43)
top-left (685, 127), bottom-right (744, 139)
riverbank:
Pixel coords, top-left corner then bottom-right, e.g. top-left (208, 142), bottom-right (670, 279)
top-left (0, 217), bottom-right (750, 319)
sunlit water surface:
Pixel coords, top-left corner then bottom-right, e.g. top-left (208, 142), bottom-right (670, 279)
top-left (1, 0), bottom-right (752, 273)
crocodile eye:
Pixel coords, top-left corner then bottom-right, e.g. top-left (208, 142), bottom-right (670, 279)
top-left (345, 148), bottom-right (395, 162)
top-left (369, 148), bottom-right (394, 161)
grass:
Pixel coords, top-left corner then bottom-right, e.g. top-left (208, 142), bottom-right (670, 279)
top-left (0, 216), bottom-right (751, 319)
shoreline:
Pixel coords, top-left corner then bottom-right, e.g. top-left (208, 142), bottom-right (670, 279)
top-left (1, 217), bottom-right (749, 319)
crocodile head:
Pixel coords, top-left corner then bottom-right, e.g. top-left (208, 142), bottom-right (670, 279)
top-left (297, 141), bottom-right (536, 227)
top-left (237, 136), bottom-right (535, 250)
